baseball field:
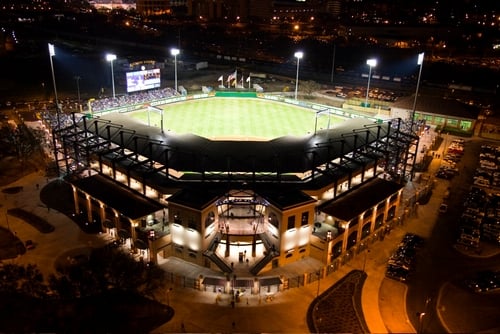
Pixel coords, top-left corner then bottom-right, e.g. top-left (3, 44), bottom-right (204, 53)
top-left (128, 97), bottom-right (345, 140)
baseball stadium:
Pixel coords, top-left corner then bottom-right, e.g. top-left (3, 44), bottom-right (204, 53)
top-left (49, 76), bottom-right (419, 291)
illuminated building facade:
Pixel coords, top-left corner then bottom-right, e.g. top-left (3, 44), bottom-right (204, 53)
top-left (54, 105), bottom-right (413, 276)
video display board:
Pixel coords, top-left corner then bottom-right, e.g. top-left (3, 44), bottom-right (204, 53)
top-left (126, 68), bottom-right (161, 93)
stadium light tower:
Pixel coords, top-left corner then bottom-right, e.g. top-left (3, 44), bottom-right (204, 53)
top-left (48, 43), bottom-right (60, 128)
top-left (365, 58), bottom-right (377, 107)
top-left (171, 48), bottom-right (180, 92)
top-left (106, 53), bottom-right (117, 98)
top-left (411, 52), bottom-right (425, 132)
top-left (294, 51), bottom-right (303, 100)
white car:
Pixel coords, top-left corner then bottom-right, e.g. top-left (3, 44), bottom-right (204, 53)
top-left (439, 203), bottom-right (448, 213)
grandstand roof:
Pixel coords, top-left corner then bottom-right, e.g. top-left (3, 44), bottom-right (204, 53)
top-left (70, 174), bottom-right (165, 220)
top-left (318, 177), bottom-right (404, 221)
top-left (79, 113), bottom-right (392, 176)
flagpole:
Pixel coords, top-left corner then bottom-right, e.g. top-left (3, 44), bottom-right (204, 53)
top-left (235, 70), bottom-right (237, 88)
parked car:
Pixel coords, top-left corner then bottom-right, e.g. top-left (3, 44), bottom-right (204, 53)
top-left (386, 265), bottom-right (410, 282)
top-left (436, 169), bottom-right (455, 179)
top-left (465, 270), bottom-right (500, 293)
top-left (25, 240), bottom-right (35, 250)
top-left (439, 203), bottom-right (448, 213)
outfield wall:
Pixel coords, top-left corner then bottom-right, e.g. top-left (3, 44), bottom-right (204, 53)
top-left (215, 91), bottom-right (257, 98)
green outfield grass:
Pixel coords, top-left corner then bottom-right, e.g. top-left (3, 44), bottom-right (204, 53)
top-left (128, 98), bottom-right (345, 140)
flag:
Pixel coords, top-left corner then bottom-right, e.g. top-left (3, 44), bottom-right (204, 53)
top-left (227, 70), bottom-right (237, 83)
top-left (240, 76), bottom-right (244, 85)
top-left (218, 75), bottom-right (223, 82)
top-left (246, 76), bottom-right (250, 82)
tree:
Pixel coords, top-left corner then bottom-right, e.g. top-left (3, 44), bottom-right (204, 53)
top-left (301, 80), bottom-right (322, 98)
top-left (0, 263), bottom-right (48, 298)
top-left (49, 246), bottom-right (165, 299)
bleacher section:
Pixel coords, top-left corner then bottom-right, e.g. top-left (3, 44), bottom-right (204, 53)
top-left (89, 87), bottom-right (178, 113)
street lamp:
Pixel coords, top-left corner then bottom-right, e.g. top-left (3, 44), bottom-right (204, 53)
top-left (48, 43), bottom-right (60, 128)
top-left (166, 287), bottom-right (173, 306)
top-left (365, 58), bottom-right (377, 107)
top-left (411, 52), bottom-right (425, 133)
top-left (294, 51), bottom-right (303, 100)
top-left (74, 76), bottom-right (81, 105)
top-left (417, 312), bottom-right (426, 333)
top-left (106, 53), bottom-right (117, 98)
top-left (171, 48), bottom-right (180, 92)
top-left (316, 269), bottom-right (321, 298)
top-left (362, 249), bottom-right (370, 272)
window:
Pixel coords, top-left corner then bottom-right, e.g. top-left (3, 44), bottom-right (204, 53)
top-left (204, 211), bottom-right (215, 228)
top-left (268, 212), bottom-right (279, 229)
top-left (424, 114), bottom-right (433, 123)
top-left (174, 212), bottom-right (182, 225)
top-left (447, 118), bottom-right (459, 127)
top-left (287, 216), bottom-right (295, 230)
top-left (301, 212), bottom-right (309, 226)
top-left (434, 116), bottom-right (445, 124)
top-left (460, 120), bottom-right (472, 131)
top-left (365, 208), bottom-right (373, 217)
top-left (188, 217), bottom-right (198, 230)
top-left (375, 214), bottom-right (384, 228)
top-left (390, 194), bottom-right (398, 203)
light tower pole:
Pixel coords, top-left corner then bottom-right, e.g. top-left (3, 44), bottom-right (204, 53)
top-left (106, 53), bottom-right (117, 98)
top-left (48, 43), bottom-right (60, 128)
top-left (365, 58), bottom-right (377, 107)
top-left (294, 51), bottom-right (303, 100)
top-left (411, 52), bottom-right (425, 132)
top-left (171, 48), bottom-right (180, 92)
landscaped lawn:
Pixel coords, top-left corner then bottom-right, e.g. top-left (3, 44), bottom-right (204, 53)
top-left (129, 98), bottom-right (345, 140)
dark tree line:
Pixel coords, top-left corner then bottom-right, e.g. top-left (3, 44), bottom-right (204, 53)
top-left (0, 245), bottom-right (165, 301)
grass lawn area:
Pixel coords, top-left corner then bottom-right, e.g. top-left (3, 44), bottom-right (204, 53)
top-left (129, 98), bottom-right (345, 140)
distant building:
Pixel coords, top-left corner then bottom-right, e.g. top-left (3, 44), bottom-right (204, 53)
top-left (136, 0), bottom-right (170, 15)
top-left (146, 0), bottom-right (328, 22)
top-left (90, 0), bottom-right (136, 11)
top-left (391, 95), bottom-right (480, 133)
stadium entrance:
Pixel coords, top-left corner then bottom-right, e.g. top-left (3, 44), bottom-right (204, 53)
top-left (201, 190), bottom-right (277, 275)
top-left (215, 190), bottom-right (267, 236)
